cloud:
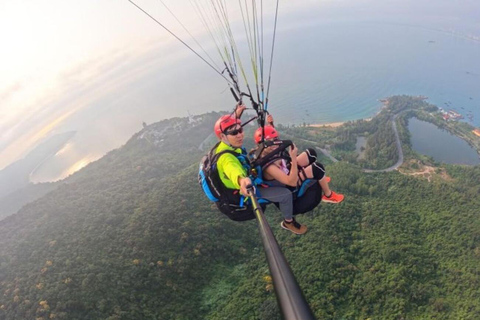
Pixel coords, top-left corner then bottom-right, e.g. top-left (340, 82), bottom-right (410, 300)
top-left (0, 82), bottom-right (23, 104)
top-left (0, 37), bottom-right (184, 170)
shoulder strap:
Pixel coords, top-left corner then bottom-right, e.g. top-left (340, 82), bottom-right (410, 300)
top-left (211, 149), bottom-right (239, 164)
top-left (261, 154), bottom-right (284, 171)
top-left (211, 142), bottom-right (250, 167)
top-left (252, 139), bottom-right (292, 169)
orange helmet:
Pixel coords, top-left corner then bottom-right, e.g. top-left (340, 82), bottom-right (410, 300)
top-left (254, 125), bottom-right (278, 144)
top-left (214, 115), bottom-right (242, 139)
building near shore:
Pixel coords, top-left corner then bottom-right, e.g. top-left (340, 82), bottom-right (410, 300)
top-left (473, 129), bottom-right (480, 137)
top-left (439, 108), bottom-right (464, 121)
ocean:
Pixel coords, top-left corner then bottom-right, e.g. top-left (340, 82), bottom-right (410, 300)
top-left (30, 3), bottom-right (480, 182)
top-left (96, 17), bottom-right (480, 128)
top-left (268, 20), bottom-right (480, 126)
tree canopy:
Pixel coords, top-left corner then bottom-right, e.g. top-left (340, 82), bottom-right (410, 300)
top-left (1, 98), bottom-right (479, 319)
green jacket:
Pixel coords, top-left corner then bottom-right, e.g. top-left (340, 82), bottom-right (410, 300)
top-left (215, 141), bottom-right (247, 190)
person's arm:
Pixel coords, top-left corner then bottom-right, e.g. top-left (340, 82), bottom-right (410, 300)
top-left (267, 114), bottom-right (274, 127)
top-left (264, 162), bottom-right (298, 186)
top-left (217, 153), bottom-right (247, 189)
top-left (235, 104), bottom-right (247, 118)
top-left (238, 176), bottom-right (253, 196)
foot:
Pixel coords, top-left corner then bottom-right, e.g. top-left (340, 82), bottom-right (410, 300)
top-left (322, 191), bottom-right (344, 204)
top-left (281, 218), bottom-right (307, 235)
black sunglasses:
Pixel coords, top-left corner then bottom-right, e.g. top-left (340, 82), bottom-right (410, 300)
top-left (225, 127), bottom-right (244, 136)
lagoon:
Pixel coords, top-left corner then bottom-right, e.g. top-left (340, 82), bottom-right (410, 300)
top-left (408, 118), bottom-right (480, 165)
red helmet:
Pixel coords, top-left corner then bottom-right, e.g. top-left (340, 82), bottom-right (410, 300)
top-left (254, 125), bottom-right (278, 144)
top-left (214, 115), bottom-right (242, 139)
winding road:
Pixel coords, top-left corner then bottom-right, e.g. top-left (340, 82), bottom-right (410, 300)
top-left (315, 115), bottom-right (404, 173)
top-left (199, 115), bottom-right (405, 173)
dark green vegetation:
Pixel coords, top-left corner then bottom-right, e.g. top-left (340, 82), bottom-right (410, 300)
top-left (307, 96), bottom-right (421, 169)
top-left (1, 99), bottom-right (480, 319)
top-left (290, 95), bottom-right (479, 171)
top-left (0, 183), bottom-right (58, 221)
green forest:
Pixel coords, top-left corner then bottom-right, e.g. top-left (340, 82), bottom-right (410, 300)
top-left (1, 96), bottom-right (479, 320)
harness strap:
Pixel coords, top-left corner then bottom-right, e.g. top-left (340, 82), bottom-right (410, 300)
top-left (297, 166), bottom-right (308, 188)
top-left (252, 139), bottom-right (292, 168)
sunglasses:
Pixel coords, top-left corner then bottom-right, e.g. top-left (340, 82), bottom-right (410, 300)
top-left (225, 127), bottom-right (244, 136)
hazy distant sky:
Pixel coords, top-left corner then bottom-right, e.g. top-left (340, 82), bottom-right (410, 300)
top-left (1, 0), bottom-right (183, 170)
top-left (1, 0), bottom-right (479, 176)
top-left (0, 0), bottom-right (307, 171)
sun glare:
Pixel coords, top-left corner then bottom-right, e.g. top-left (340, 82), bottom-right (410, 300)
top-left (54, 142), bottom-right (73, 157)
top-left (59, 155), bottom-right (101, 181)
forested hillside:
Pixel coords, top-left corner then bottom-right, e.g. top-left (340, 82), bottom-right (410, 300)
top-left (1, 106), bottom-right (479, 320)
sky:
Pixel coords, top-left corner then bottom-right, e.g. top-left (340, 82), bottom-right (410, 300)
top-left (0, 0), bottom-right (173, 170)
top-left (1, 0), bottom-right (479, 180)
top-left (0, 0), bottom-right (327, 174)
top-left (0, 0), bottom-right (298, 170)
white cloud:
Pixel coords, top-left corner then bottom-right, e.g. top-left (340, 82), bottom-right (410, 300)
top-left (0, 36), bottom-right (185, 169)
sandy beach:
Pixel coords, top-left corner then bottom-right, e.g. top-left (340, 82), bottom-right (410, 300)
top-left (308, 118), bottom-right (372, 128)
top-left (308, 121), bottom-right (346, 128)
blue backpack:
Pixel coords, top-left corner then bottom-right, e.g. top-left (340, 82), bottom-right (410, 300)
top-left (198, 142), bottom-right (264, 221)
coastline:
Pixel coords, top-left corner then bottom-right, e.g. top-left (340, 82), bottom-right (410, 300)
top-left (308, 118), bottom-right (372, 128)
top-left (308, 122), bottom-right (346, 128)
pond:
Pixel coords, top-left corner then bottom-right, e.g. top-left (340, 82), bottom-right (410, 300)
top-left (408, 118), bottom-right (480, 165)
top-left (355, 136), bottom-right (367, 160)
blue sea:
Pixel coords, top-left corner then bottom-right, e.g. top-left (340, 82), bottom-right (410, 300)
top-left (119, 18), bottom-right (480, 127)
top-left (31, 2), bottom-right (480, 181)
top-left (269, 21), bottom-right (480, 126)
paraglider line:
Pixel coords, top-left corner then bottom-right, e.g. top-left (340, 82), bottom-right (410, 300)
top-left (127, 0), bottom-right (234, 86)
top-left (265, 0), bottom-right (279, 110)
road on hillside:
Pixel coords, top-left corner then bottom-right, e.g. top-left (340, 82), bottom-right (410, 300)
top-left (362, 115), bottom-right (404, 173)
top-left (315, 115), bottom-right (404, 173)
